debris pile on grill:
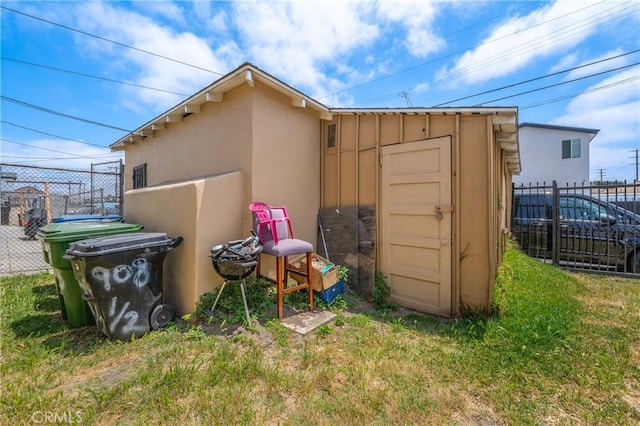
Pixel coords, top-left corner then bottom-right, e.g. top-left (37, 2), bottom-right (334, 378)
top-left (210, 233), bottom-right (263, 280)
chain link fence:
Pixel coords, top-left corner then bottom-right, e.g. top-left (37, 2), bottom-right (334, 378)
top-left (0, 161), bottom-right (123, 276)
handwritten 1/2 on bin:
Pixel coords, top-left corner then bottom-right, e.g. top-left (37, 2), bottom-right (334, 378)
top-left (65, 233), bottom-right (182, 341)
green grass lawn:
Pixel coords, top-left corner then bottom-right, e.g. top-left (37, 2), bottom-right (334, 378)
top-left (1, 244), bottom-right (639, 424)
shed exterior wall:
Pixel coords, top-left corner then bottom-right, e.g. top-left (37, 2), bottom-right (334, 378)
top-left (322, 113), bottom-right (511, 314)
top-left (120, 80), bottom-right (321, 313)
top-left (251, 82), bottom-right (321, 246)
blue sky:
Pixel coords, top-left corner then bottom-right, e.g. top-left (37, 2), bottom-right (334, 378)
top-left (1, 0), bottom-right (639, 182)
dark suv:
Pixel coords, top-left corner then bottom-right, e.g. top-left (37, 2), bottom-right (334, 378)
top-left (512, 192), bottom-right (640, 273)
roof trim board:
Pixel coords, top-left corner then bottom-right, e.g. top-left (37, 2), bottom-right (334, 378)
top-left (519, 122), bottom-right (600, 135)
top-left (109, 63), bottom-right (520, 174)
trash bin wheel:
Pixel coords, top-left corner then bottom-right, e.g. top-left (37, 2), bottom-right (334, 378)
top-left (150, 304), bottom-right (175, 330)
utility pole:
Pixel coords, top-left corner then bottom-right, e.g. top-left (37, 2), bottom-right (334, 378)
top-left (630, 149), bottom-right (639, 183)
top-left (597, 168), bottom-right (606, 184)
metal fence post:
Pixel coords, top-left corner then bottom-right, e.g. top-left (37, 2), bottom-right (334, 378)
top-left (119, 160), bottom-right (124, 217)
top-left (551, 180), bottom-right (559, 266)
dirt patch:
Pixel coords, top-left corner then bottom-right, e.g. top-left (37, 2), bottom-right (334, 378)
top-left (581, 316), bottom-right (628, 329)
top-left (623, 393), bottom-right (640, 415)
top-left (576, 295), bottom-right (625, 309)
top-left (57, 350), bottom-right (145, 397)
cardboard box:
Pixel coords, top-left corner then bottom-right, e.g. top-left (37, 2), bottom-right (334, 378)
top-left (288, 253), bottom-right (338, 291)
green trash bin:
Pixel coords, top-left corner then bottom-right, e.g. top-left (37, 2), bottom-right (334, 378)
top-left (37, 222), bottom-right (144, 328)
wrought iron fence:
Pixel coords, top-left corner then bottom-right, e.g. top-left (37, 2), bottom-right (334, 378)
top-left (512, 181), bottom-right (640, 276)
top-left (0, 161), bottom-right (123, 276)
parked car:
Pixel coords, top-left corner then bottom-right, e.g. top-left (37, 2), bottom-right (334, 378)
top-left (512, 192), bottom-right (640, 272)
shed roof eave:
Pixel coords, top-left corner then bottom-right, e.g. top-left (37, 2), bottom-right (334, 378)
top-left (518, 122), bottom-right (600, 135)
top-left (109, 63), bottom-right (332, 151)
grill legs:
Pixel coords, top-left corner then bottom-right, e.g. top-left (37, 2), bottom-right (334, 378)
top-left (210, 280), bottom-right (252, 326)
top-left (239, 280), bottom-right (251, 326)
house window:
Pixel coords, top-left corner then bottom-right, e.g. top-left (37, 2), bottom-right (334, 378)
top-left (327, 123), bottom-right (336, 148)
top-left (562, 138), bottom-right (581, 159)
top-left (132, 164), bottom-right (147, 189)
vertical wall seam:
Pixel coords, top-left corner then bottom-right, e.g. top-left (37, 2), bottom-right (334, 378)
top-left (337, 115), bottom-right (342, 207)
top-left (454, 115), bottom-right (460, 315)
top-left (486, 116), bottom-right (496, 308)
top-left (375, 114), bottom-right (381, 271)
top-left (355, 114), bottom-right (360, 205)
top-left (320, 121), bottom-right (324, 209)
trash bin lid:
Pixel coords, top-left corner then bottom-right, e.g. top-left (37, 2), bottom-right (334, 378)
top-left (37, 222), bottom-right (143, 242)
top-left (66, 232), bottom-right (172, 257)
top-left (52, 214), bottom-right (122, 223)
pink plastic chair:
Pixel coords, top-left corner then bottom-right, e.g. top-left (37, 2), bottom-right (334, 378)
top-left (249, 201), bottom-right (294, 245)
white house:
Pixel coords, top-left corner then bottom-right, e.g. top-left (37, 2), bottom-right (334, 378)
top-left (513, 122), bottom-right (599, 188)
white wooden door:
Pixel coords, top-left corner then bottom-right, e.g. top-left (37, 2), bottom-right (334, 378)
top-left (380, 136), bottom-right (452, 316)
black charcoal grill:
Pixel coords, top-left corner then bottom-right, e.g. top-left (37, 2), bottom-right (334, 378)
top-left (209, 233), bottom-right (262, 324)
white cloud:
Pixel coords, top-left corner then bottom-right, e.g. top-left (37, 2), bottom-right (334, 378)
top-left (561, 68), bottom-right (640, 113)
top-left (440, 0), bottom-right (618, 86)
top-left (412, 82), bottom-right (431, 94)
top-left (550, 52), bottom-right (579, 73)
top-left (232, 1), bottom-right (379, 99)
top-left (133, 1), bottom-right (187, 27)
top-left (375, 0), bottom-right (444, 57)
top-left (565, 48), bottom-right (629, 80)
top-left (25, 0), bottom-right (445, 110)
top-left (61, 2), bottom-right (240, 110)
top-left (209, 10), bottom-right (229, 33)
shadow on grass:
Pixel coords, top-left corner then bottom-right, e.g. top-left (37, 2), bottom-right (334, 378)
top-left (31, 283), bottom-right (57, 296)
top-left (27, 282), bottom-right (61, 312)
top-left (41, 326), bottom-right (108, 356)
top-left (10, 312), bottom-right (67, 337)
top-left (10, 311), bottom-right (110, 356)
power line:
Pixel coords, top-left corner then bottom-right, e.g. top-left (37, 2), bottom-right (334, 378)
top-left (1, 5), bottom-right (224, 76)
top-left (428, 3), bottom-right (640, 101)
top-left (1, 154), bottom-right (120, 161)
top-left (325, 0), bottom-right (623, 103)
top-left (0, 96), bottom-right (132, 132)
top-left (1, 57), bottom-right (189, 96)
top-left (1, 138), bottom-right (116, 159)
top-left (0, 155), bottom-right (121, 165)
top-left (474, 62), bottom-right (639, 105)
top-left (520, 75), bottom-right (638, 109)
top-left (347, 1), bottom-right (637, 107)
top-left (1, 1), bottom-right (540, 109)
top-left (324, 1), bottom-right (540, 90)
top-left (1, 121), bottom-right (108, 148)
top-left (433, 49), bottom-right (640, 106)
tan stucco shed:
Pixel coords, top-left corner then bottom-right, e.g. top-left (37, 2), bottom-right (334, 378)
top-left (111, 63), bottom-right (520, 317)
